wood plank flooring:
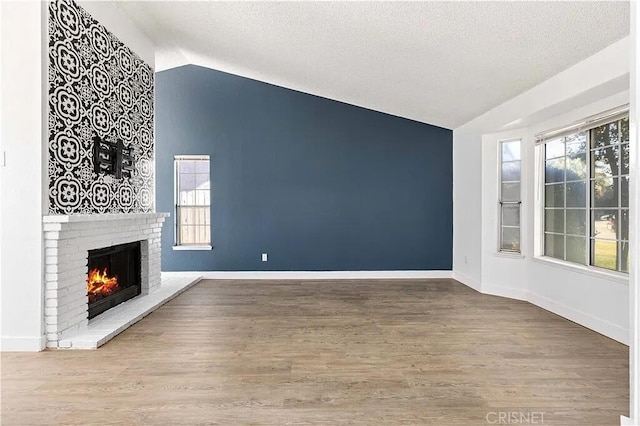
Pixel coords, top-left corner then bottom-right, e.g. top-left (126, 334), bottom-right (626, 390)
top-left (1, 279), bottom-right (629, 425)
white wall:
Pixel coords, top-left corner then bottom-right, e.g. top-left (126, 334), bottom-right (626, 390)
top-left (452, 127), bottom-right (483, 290)
top-left (0, 0), bottom-right (47, 351)
top-left (453, 37), bottom-right (631, 344)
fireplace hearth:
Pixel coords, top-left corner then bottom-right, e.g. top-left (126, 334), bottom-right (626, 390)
top-left (87, 241), bottom-right (141, 319)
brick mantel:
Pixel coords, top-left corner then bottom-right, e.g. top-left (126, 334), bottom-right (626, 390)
top-left (42, 213), bottom-right (169, 348)
top-left (43, 213), bottom-right (169, 224)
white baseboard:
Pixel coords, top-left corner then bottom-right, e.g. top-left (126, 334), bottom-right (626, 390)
top-left (1, 335), bottom-right (46, 352)
top-left (163, 270), bottom-right (453, 280)
top-left (527, 291), bottom-right (629, 345)
top-left (620, 415), bottom-right (637, 425)
top-left (452, 271), bottom-right (482, 292)
top-left (453, 272), bottom-right (628, 345)
top-left (481, 284), bottom-right (528, 302)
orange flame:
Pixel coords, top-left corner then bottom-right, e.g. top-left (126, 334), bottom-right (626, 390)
top-left (87, 268), bottom-right (120, 303)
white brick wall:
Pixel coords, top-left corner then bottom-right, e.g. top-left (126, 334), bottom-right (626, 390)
top-left (42, 213), bottom-right (168, 348)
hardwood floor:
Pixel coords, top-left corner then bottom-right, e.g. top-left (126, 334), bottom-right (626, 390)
top-left (1, 279), bottom-right (628, 425)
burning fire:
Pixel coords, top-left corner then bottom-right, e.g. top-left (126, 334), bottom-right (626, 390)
top-left (87, 268), bottom-right (120, 303)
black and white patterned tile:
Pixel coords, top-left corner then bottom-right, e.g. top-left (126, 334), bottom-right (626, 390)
top-left (48, 0), bottom-right (154, 214)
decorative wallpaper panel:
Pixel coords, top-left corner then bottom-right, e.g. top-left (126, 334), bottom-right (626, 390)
top-left (48, 0), bottom-right (154, 214)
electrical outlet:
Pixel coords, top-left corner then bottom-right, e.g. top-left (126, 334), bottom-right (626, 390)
top-left (261, 253), bottom-right (268, 262)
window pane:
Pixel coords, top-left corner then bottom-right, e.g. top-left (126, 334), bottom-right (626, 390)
top-left (592, 239), bottom-right (617, 271)
top-left (178, 212), bottom-right (210, 244)
top-left (592, 210), bottom-right (617, 239)
top-left (501, 183), bottom-right (520, 202)
top-left (502, 161), bottom-right (521, 182)
top-left (178, 225), bottom-right (191, 244)
top-left (566, 132), bottom-right (587, 156)
top-left (199, 226), bottom-right (209, 244)
top-left (195, 190), bottom-right (208, 206)
top-left (566, 181), bottom-right (586, 207)
top-left (501, 227), bottom-right (520, 252)
top-left (179, 173), bottom-right (196, 191)
top-left (545, 209), bottom-right (564, 233)
top-left (502, 141), bottom-right (521, 161)
top-left (622, 176), bottom-right (629, 207)
top-left (592, 177), bottom-right (618, 207)
top-left (620, 209), bottom-right (629, 242)
top-left (621, 143), bottom-right (629, 175)
top-left (566, 209), bottom-right (586, 236)
top-left (179, 191), bottom-right (189, 205)
top-left (621, 241), bottom-right (630, 273)
top-left (195, 225), bottom-right (204, 244)
top-left (566, 236), bottom-right (586, 265)
top-left (592, 145), bottom-right (619, 177)
top-left (195, 160), bottom-right (209, 173)
top-left (179, 207), bottom-right (195, 225)
top-left (546, 139), bottom-right (565, 159)
top-left (545, 183), bottom-right (564, 208)
top-left (566, 133), bottom-right (588, 181)
top-left (179, 161), bottom-right (195, 174)
top-left (608, 121), bottom-right (620, 145)
top-left (621, 117), bottom-right (629, 142)
top-left (545, 158), bottom-right (564, 183)
top-left (195, 173), bottom-right (210, 189)
top-left (502, 205), bottom-right (520, 227)
top-left (181, 225), bottom-right (209, 245)
top-left (565, 156), bottom-right (587, 180)
top-left (591, 122), bottom-right (618, 148)
top-left (179, 190), bottom-right (195, 205)
top-left (545, 233), bottom-right (564, 260)
top-left (198, 207), bottom-right (205, 227)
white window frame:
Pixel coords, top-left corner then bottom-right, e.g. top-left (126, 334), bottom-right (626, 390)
top-left (533, 105), bottom-right (629, 279)
top-left (498, 138), bottom-right (522, 254)
top-left (173, 155), bottom-right (212, 250)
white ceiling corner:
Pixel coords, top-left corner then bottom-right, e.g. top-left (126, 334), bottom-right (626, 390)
top-left (118, 1), bottom-right (630, 129)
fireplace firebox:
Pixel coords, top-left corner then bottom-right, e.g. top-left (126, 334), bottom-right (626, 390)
top-left (87, 241), bottom-right (141, 319)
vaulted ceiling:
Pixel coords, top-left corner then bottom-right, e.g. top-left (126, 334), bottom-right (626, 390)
top-left (119, 1), bottom-right (630, 129)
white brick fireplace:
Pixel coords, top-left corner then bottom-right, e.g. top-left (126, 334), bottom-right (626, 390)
top-left (42, 213), bottom-right (168, 348)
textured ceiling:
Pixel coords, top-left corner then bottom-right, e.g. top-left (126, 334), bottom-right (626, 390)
top-left (118, 1), bottom-right (629, 129)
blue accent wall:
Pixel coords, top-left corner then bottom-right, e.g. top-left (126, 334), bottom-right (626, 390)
top-left (156, 65), bottom-right (452, 271)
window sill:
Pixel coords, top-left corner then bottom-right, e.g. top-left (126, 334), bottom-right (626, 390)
top-left (532, 256), bottom-right (628, 284)
top-left (494, 251), bottom-right (525, 259)
top-left (172, 245), bottom-right (213, 251)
